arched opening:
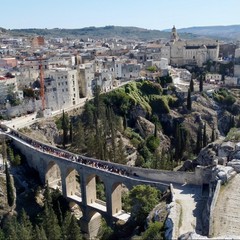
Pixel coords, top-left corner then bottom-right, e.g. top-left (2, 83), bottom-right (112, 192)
top-left (65, 168), bottom-right (81, 201)
top-left (88, 211), bottom-right (103, 239)
top-left (86, 174), bottom-right (106, 212)
top-left (45, 161), bottom-right (62, 191)
top-left (112, 182), bottom-right (131, 222)
top-left (69, 201), bottom-right (83, 220)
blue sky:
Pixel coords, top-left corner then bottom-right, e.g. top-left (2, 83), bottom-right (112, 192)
top-left (1, 0), bottom-right (240, 30)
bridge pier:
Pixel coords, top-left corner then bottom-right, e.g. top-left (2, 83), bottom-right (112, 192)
top-left (105, 182), bottom-right (122, 216)
top-left (61, 170), bottom-right (67, 197)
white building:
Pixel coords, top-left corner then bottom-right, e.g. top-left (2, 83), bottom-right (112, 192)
top-left (235, 48), bottom-right (240, 58)
top-left (205, 73), bottom-right (222, 83)
top-left (44, 68), bottom-right (80, 111)
top-left (224, 76), bottom-right (238, 86)
top-left (234, 65), bottom-right (240, 77)
top-left (160, 26), bottom-right (219, 67)
top-left (118, 62), bottom-right (141, 79)
top-left (78, 63), bottom-right (95, 97)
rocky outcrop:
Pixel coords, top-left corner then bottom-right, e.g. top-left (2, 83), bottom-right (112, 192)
top-left (227, 159), bottom-right (240, 173)
top-left (211, 165), bottom-right (236, 183)
top-left (135, 116), bottom-right (171, 150)
top-left (27, 120), bottom-right (61, 145)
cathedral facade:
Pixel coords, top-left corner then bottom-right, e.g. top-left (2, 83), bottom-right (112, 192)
top-left (165, 26), bottom-right (219, 67)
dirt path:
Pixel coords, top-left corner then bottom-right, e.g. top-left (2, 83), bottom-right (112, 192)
top-left (213, 174), bottom-right (240, 237)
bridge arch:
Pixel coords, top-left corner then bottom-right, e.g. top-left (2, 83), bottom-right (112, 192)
top-left (85, 173), bottom-right (107, 212)
top-left (111, 182), bottom-right (131, 218)
top-left (83, 210), bottom-right (103, 239)
top-left (65, 168), bottom-right (81, 201)
top-left (45, 160), bottom-right (62, 191)
top-left (69, 201), bottom-right (83, 220)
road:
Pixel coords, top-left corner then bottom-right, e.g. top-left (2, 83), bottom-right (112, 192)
top-left (2, 80), bottom-right (133, 130)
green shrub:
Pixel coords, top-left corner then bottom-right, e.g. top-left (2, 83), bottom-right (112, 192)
top-left (146, 66), bottom-right (157, 72)
top-left (146, 135), bottom-right (160, 152)
top-left (150, 96), bottom-right (170, 114)
top-left (140, 81), bottom-right (162, 96)
top-left (213, 88), bottom-right (236, 106)
top-left (142, 221), bottom-right (164, 240)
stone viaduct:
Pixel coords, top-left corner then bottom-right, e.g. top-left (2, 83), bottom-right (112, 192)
top-left (2, 129), bottom-right (210, 238)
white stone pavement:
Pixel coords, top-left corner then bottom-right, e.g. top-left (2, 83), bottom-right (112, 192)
top-left (172, 183), bottom-right (203, 236)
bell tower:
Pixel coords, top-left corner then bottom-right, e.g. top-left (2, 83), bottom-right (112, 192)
top-left (171, 25), bottom-right (179, 42)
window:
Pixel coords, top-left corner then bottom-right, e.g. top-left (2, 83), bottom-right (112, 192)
top-left (62, 89), bottom-right (64, 92)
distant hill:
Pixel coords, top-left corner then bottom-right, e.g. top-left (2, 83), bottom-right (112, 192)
top-left (4, 26), bottom-right (196, 40)
top-left (176, 25), bottom-right (240, 40)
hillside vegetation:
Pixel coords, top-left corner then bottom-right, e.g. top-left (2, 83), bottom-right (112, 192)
top-left (6, 26), bottom-right (196, 40)
top-left (177, 25), bottom-right (240, 40)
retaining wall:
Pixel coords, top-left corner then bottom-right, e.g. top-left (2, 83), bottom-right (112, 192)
top-left (208, 180), bottom-right (221, 237)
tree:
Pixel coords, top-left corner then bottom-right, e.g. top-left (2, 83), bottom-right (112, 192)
top-left (69, 119), bottom-right (73, 144)
top-left (42, 205), bottom-right (61, 240)
top-left (211, 126), bottom-right (215, 142)
top-left (187, 88), bottom-right (192, 111)
top-left (116, 137), bottom-right (127, 164)
top-left (93, 85), bottom-right (102, 119)
top-left (73, 121), bottom-right (85, 151)
top-left (128, 185), bottom-right (161, 225)
top-left (5, 163), bottom-right (14, 207)
top-left (34, 225), bottom-right (47, 240)
top-left (199, 74), bottom-right (203, 92)
top-left (1, 137), bottom-right (7, 165)
top-left (142, 221), bottom-right (164, 240)
top-left (196, 125), bottom-right (203, 154)
top-left (18, 209), bottom-right (33, 240)
top-left (6, 86), bottom-right (21, 106)
top-left (203, 122), bottom-right (207, 147)
top-left (189, 78), bottom-right (194, 92)
top-left (146, 135), bottom-right (160, 153)
top-left (0, 229), bottom-right (5, 240)
top-left (62, 110), bottom-right (69, 147)
top-left (62, 212), bottom-right (82, 240)
top-left (97, 219), bottom-right (114, 240)
top-left (66, 215), bottom-right (82, 240)
top-left (2, 215), bottom-right (18, 240)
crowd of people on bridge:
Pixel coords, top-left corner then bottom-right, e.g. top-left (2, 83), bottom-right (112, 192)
top-left (8, 129), bottom-right (130, 177)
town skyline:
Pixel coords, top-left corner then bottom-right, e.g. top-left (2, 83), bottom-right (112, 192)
top-left (1, 0), bottom-right (239, 30)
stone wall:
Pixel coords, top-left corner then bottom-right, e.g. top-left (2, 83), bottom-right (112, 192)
top-left (208, 180), bottom-right (221, 237)
top-left (165, 184), bottom-right (179, 239)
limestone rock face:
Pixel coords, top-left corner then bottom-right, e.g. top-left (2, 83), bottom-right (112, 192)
top-left (135, 116), bottom-right (171, 150)
top-left (227, 159), bottom-right (240, 173)
top-left (218, 141), bottom-right (236, 158)
top-left (130, 104), bottom-right (148, 120)
top-left (28, 120), bottom-right (61, 145)
top-left (196, 145), bottom-right (218, 166)
top-left (211, 165), bottom-right (236, 183)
